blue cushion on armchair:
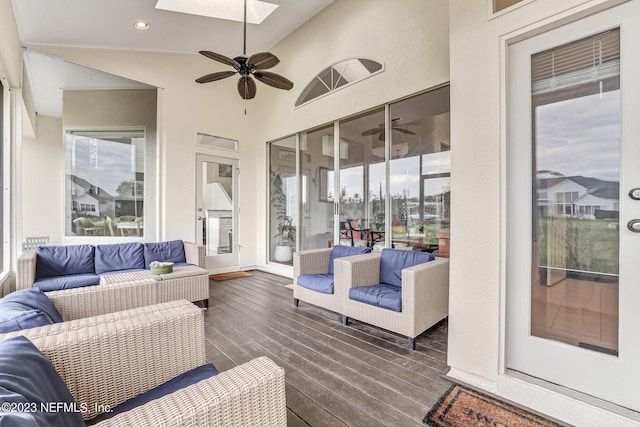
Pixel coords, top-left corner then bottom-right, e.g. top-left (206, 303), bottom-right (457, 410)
top-left (95, 242), bottom-right (145, 274)
top-left (379, 249), bottom-right (434, 288)
top-left (35, 245), bottom-right (95, 280)
top-left (0, 288), bottom-right (63, 333)
top-left (297, 273), bottom-right (335, 294)
top-left (349, 283), bottom-right (402, 312)
top-left (0, 336), bottom-right (85, 426)
top-left (143, 240), bottom-right (186, 268)
top-left (327, 245), bottom-right (372, 274)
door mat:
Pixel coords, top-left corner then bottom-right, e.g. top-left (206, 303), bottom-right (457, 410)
top-left (209, 271), bottom-right (253, 281)
top-left (424, 385), bottom-right (563, 427)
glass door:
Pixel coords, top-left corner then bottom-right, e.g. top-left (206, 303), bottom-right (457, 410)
top-left (506, 2), bottom-right (640, 410)
top-left (196, 154), bottom-right (238, 268)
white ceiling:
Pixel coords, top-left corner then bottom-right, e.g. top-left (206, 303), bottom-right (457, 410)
top-left (11, 0), bottom-right (334, 117)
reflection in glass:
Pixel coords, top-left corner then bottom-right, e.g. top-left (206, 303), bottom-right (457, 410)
top-left (65, 130), bottom-right (145, 237)
top-left (201, 161), bottom-right (233, 256)
top-left (339, 109), bottom-right (385, 247)
top-left (269, 136), bottom-right (298, 263)
top-left (388, 87), bottom-right (451, 252)
top-left (531, 29), bottom-right (620, 355)
top-left (299, 126), bottom-right (334, 252)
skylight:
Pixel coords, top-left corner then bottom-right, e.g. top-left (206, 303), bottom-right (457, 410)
top-left (155, 0), bottom-right (278, 24)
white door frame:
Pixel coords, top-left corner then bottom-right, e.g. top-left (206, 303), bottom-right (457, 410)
top-left (506, 1), bottom-right (640, 411)
top-left (195, 153), bottom-right (239, 269)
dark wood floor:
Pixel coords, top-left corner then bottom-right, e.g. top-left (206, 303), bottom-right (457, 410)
top-left (203, 270), bottom-right (452, 427)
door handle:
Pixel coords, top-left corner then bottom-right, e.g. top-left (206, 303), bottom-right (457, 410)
top-left (627, 219), bottom-right (640, 232)
top-left (198, 216), bottom-right (203, 220)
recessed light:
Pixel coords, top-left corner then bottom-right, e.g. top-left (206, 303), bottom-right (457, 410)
top-left (134, 21), bottom-right (150, 30)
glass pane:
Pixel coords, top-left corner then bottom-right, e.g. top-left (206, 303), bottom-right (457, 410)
top-left (269, 136), bottom-right (298, 263)
top-left (389, 87), bottom-right (451, 254)
top-left (339, 108), bottom-right (385, 248)
top-left (65, 130), bottom-right (145, 237)
top-left (299, 126), bottom-right (334, 252)
top-left (201, 161), bottom-right (233, 256)
top-left (531, 30), bottom-right (620, 355)
top-left (493, 0), bottom-right (524, 13)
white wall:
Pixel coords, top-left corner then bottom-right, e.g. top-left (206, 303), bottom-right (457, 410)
top-left (21, 114), bottom-right (63, 245)
top-left (448, 0), bottom-right (635, 425)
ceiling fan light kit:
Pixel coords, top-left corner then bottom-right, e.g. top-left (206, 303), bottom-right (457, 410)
top-left (195, 0), bottom-right (293, 101)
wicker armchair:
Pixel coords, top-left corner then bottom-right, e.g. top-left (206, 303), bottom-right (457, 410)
top-left (0, 300), bottom-right (287, 426)
top-left (293, 245), bottom-right (371, 321)
top-left (335, 249), bottom-right (449, 349)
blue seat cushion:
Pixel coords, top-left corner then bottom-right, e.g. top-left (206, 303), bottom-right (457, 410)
top-left (297, 273), bottom-right (334, 294)
top-left (379, 248), bottom-right (435, 288)
top-left (0, 288), bottom-right (63, 333)
top-left (33, 273), bottom-right (100, 292)
top-left (0, 336), bottom-right (85, 427)
top-left (35, 244), bottom-right (95, 280)
top-left (349, 283), bottom-right (402, 312)
top-left (95, 242), bottom-right (145, 274)
top-left (328, 245), bottom-right (372, 274)
top-left (143, 240), bottom-right (186, 268)
top-left (86, 364), bottom-right (219, 425)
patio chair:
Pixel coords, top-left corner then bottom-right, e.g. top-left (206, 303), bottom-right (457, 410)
top-left (293, 245), bottom-right (371, 321)
top-left (336, 248), bottom-right (449, 349)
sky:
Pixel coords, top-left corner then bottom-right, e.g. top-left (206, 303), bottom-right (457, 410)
top-left (535, 90), bottom-right (620, 182)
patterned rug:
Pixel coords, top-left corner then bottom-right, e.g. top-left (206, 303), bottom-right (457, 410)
top-left (424, 385), bottom-right (563, 427)
top-left (209, 271), bottom-right (253, 281)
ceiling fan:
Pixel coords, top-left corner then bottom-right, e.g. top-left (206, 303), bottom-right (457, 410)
top-left (361, 118), bottom-right (416, 141)
top-left (195, 0), bottom-right (294, 100)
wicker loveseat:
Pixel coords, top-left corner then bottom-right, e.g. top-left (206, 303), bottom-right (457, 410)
top-left (17, 240), bottom-right (209, 308)
top-left (0, 300), bottom-right (287, 426)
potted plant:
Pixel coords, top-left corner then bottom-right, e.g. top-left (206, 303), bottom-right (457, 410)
top-left (271, 171), bottom-right (296, 262)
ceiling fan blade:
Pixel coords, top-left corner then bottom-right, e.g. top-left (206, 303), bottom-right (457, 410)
top-left (195, 71), bottom-right (237, 84)
top-left (237, 76), bottom-right (257, 99)
top-left (394, 128), bottom-right (416, 135)
top-left (247, 52), bottom-right (280, 70)
top-left (254, 71), bottom-right (293, 90)
top-left (199, 51), bottom-right (240, 69)
top-left (361, 128), bottom-right (383, 136)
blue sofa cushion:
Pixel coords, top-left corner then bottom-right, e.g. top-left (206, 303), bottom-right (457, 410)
top-left (35, 245), bottom-right (95, 280)
top-left (143, 240), bottom-right (186, 268)
top-left (95, 242), bottom-right (145, 274)
top-left (379, 249), bottom-right (434, 288)
top-left (0, 288), bottom-right (63, 333)
top-left (86, 364), bottom-right (219, 425)
top-left (0, 336), bottom-right (85, 427)
top-left (33, 274), bottom-right (100, 292)
top-left (349, 284), bottom-right (402, 312)
top-left (297, 273), bottom-right (334, 294)
top-left (327, 245), bottom-right (372, 274)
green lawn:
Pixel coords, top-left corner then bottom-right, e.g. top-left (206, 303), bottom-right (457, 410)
top-left (537, 217), bottom-right (619, 275)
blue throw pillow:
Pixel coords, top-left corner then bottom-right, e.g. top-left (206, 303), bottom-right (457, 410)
top-left (327, 245), bottom-right (372, 274)
top-left (95, 242), bottom-right (145, 274)
top-left (0, 288), bottom-right (63, 333)
top-left (0, 336), bottom-right (85, 426)
top-left (143, 240), bottom-right (186, 268)
top-left (379, 248), bottom-right (435, 288)
top-left (35, 245), bottom-right (95, 279)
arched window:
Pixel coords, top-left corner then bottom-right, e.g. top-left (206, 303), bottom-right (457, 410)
top-left (295, 58), bottom-right (383, 107)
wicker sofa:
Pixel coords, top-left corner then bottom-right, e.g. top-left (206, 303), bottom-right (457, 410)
top-left (0, 300), bottom-right (287, 426)
top-left (17, 240), bottom-right (209, 308)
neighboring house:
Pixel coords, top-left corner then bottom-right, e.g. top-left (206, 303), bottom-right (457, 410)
top-left (537, 176), bottom-right (619, 219)
top-left (68, 175), bottom-right (114, 218)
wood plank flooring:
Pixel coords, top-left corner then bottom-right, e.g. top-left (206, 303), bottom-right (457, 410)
top-left (203, 270), bottom-right (451, 427)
